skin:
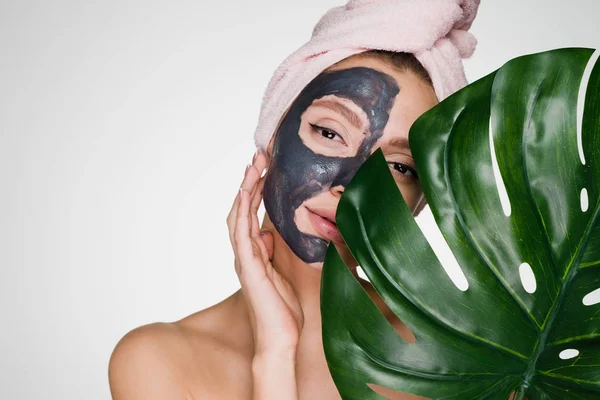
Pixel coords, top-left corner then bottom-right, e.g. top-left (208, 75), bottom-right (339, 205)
top-left (108, 55), bottom-right (438, 400)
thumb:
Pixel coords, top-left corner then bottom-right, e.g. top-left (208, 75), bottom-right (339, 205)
top-left (259, 230), bottom-right (274, 261)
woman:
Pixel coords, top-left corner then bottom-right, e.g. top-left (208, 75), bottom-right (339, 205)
top-left (109, 1), bottom-right (479, 399)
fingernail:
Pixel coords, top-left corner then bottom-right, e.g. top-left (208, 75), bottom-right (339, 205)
top-left (252, 150), bottom-right (259, 163)
top-left (244, 164), bottom-right (251, 177)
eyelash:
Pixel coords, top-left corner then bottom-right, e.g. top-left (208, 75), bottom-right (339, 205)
top-left (310, 123), bottom-right (344, 143)
top-left (311, 123), bottom-right (417, 181)
top-left (388, 162), bottom-right (419, 181)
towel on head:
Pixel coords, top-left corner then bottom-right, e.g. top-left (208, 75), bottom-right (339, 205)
top-left (254, 0), bottom-right (480, 151)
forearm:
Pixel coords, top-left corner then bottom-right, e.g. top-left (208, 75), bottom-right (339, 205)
top-left (252, 351), bottom-right (298, 400)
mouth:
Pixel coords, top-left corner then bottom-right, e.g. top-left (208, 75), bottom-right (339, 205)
top-left (306, 207), bottom-right (344, 244)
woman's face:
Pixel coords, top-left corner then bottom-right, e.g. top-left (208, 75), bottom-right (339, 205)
top-left (264, 55), bottom-right (438, 264)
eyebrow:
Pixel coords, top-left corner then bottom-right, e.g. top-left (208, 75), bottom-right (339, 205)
top-left (311, 99), bottom-right (365, 130)
top-left (386, 136), bottom-right (410, 151)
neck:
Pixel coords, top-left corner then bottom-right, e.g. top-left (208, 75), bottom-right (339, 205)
top-left (261, 215), bottom-right (360, 336)
top-left (261, 217), bottom-right (363, 397)
top-left (269, 220), bottom-right (324, 322)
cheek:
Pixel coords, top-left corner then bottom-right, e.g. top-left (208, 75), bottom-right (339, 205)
top-left (397, 184), bottom-right (423, 211)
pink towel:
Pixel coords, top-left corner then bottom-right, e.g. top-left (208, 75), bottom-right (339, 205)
top-left (254, 0), bottom-right (480, 151)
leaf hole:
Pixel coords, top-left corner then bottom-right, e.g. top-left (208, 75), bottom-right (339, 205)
top-left (356, 265), bottom-right (370, 282)
top-left (519, 262), bottom-right (537, 294)
top-left (583, 288), bottom-right (600, 306)
top-left (489, 117), bottom-right (512, 217)
top-left (414, 207), bottom-right (469, 291)
top-left (581, 188), bottom-right (589, 212)
top-left (559, 349), bottom-right (580, 360)
top-left (576, 49), bottom-right (600, 165)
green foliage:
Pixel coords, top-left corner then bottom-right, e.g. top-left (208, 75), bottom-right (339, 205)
top-left (321, 48), bottom-right (600, 399)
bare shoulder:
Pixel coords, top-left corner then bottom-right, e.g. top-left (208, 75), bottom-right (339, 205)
top-left (109, 292), bottom-right (253, 399)
top-left (108, 322), bottom-right (197, 399)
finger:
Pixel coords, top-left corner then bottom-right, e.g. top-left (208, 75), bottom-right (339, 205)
top-left (250, 151), bottom-right (269, 211)
top-left (231, 152), bottom-right (268, 274)
top-left (260, 230), bottom-right (274, 262)
top-left (253, 151), bottom-right (269, 176)
top-left (226, 187), bottom-right (243, 246)
top-left (230, 161), bottom-right (258, 245)
top-left (242, 162), bottom-right (259, 192)
top-left (242, 168), bottom-right (263, 235)
top-left (251, 177), bottom-right (265, 214)
top-left (234, 188), bottom-right (251, 277)
top-left (232, 151), bottom-right (266, 213)
top-left (253, 237), bottom-right (270, 268)
top-left (253, 231), bottom-right (273, 266)
top-left (235, 188), bottom-right (265, 280)
top-left (249, 178), bottom-right (266, 237)
top-left (272, 271), bottom-right (304, 328)
top-left (235, 188), bottom-right (252, 254)
top-left (246, 150), bottom-right (268, 205)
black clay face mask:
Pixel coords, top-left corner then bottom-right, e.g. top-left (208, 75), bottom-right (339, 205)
top-left (264, 67), bottom-right (400, 263)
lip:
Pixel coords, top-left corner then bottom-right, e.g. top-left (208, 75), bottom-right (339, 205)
top-left (306, 207), bottom-right (344, 244)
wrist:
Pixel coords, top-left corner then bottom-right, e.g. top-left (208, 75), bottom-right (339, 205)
top-left (252, 348), bottom-right (296, 372)
top-left (251, 350), bottom-right (298, 400)
top-left (253, 336), bottom-right (298, 360)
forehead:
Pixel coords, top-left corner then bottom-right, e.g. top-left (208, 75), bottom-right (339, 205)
top-left (325, 53), bottom-right (436, 104)
top-left (299, 64), bottom-right (400, 109)
top-left (378, 73), bottom-right (438, 150)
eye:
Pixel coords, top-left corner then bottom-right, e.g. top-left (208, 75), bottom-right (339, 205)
top-left (310, 123), bottom-right (344, 143)
top-left (388, 162), bottom-right (419, 181)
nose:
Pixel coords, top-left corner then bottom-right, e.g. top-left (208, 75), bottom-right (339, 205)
top-left (329, 154), bottom-right (364, 198)
top-left (330, 184), bottom-right (345, 198)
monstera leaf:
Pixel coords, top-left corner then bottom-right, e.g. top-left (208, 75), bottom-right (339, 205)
top-left (321, 48), bottom-right (600, 399)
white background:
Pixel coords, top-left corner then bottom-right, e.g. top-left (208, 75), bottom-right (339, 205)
top-left (1, 1), bottom-right (599, 399)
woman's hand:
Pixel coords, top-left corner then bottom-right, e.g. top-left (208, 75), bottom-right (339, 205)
top-left (226, 151), bottom-right (303, 399)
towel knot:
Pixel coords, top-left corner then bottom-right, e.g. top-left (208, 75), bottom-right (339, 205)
top-left (254, 0), bottom-right (480, 151)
